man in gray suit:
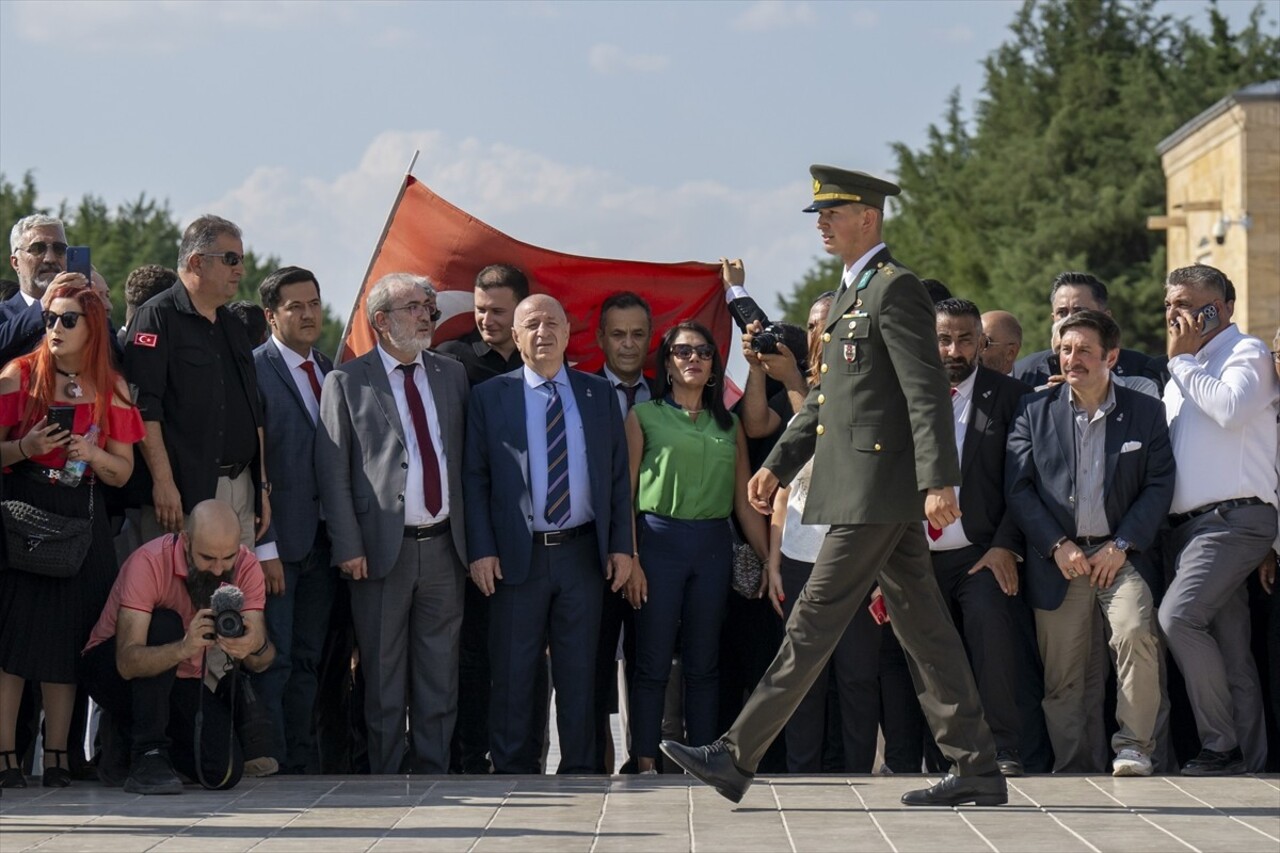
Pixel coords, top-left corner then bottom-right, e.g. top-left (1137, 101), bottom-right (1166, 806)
top-left (316, 273), bottom-right (469, 775)
top-left (662, 166), bottom-right (1004, 807)
top-left (251, 266), bottom-right (336, 774)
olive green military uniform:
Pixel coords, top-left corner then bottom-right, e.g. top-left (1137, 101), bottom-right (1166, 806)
top-left (723, 167), bottom-right (998, 776)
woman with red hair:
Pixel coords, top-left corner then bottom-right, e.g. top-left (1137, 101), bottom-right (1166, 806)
top-left (0, 282), bottom-right (143, 788)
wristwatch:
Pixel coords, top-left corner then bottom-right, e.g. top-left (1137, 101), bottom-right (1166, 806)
top-left (1111, 537), bottom-right (1132, 554)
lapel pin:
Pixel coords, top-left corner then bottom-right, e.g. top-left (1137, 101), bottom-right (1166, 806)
top-left (1116, 413), bottom-right (1124, 422)
top-left (983, 390), bottom-right (992, 398)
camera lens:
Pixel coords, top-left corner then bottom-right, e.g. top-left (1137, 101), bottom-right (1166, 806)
top-left (214, 609), bottom-right (245, 639)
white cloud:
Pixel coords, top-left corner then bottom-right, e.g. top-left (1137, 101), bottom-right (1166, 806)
top-left (10, 0), bottom-right (340, 52)
top-left (588, 43), bottom-right (671, 74)
top-left (732, 1), bottom-right (816, 32)
top-left (935, 24), bottom-right (975, 44)
top-left (194, 130), bottom-right (818, 378)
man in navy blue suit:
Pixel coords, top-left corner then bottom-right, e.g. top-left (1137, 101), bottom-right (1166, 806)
top-left (464, 294), bottom-right (633, 774)
top-left (1006, 310), bottom-right (1174, 777)
top-left (250, 266), bottom-right (336, 774)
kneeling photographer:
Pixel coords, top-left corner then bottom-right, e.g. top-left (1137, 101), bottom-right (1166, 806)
top-left (81, 500), bottom-right (274, 794)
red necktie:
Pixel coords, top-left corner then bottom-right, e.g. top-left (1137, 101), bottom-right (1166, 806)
top-left (927, 387), bottom-right (961, 541)
top-left (397, 363), bottom-right (443, 516)
top-left (300, 361), bottom-right (324, 401)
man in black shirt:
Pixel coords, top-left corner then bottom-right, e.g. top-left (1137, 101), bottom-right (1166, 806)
top-left (436, 264), bottom-right (528, 384)
top-left (435, 262), bottom-right (533, 774)
top-left (125, 215), bottom-right (268, 549)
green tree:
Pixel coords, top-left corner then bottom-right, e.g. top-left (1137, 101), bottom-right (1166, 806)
top-left (0, 171), bottom-right (346, 358)
top-left (776, 0), bottom-right (1280, 355)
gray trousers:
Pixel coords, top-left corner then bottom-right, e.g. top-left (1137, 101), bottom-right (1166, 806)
top-left (724, 522), bottom-right (997, 775)
top-left (1159, 503), bottom-right (1276, 769)
top-left (349, 532), bottom-right (464, 775)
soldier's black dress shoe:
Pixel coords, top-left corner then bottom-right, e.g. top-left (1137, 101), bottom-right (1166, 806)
top-left (901, 772), bottom-right (1008, 807)
top-left (659, 739), bottom-right (754, 803)
top-left (996, 749), bottom-right (1024, 777)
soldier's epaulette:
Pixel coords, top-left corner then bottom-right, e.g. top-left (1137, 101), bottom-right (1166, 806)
top-left (875, 259), bottom-right (898, 279)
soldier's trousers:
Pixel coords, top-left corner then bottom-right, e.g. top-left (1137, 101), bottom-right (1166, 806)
top-left (724, 522), bottom-right (998, 776)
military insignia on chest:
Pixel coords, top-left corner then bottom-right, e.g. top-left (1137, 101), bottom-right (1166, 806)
top-left (844, 342), bottom-right (857, 363)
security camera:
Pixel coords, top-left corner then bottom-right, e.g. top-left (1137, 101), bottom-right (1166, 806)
top-left (1212, 217), bottom-right (1227, 246)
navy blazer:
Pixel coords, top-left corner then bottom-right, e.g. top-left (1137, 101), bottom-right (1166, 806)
top-left (1005, 382), bottom-right (1175, 611)
top-left (464, 366), bottom-right (632, 586)
top-left (254, 339), bottom-right (333, 562)
top-left (955, 366), bottom-right (1033, 555)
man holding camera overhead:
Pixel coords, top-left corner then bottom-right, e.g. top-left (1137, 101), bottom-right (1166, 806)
top-left (82, 500), bottom-right (272, 795)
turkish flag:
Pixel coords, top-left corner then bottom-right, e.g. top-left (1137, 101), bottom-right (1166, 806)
top-left (340, 176), bottom-right (733, 385)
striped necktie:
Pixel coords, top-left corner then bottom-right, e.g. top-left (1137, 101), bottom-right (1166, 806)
top-left (543, 381), bottom-right (571, 527)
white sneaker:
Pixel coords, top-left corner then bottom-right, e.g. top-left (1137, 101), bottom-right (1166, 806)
top-left (639, 768), bottom-right (658, 775)
top-left (1112, 748), bottom-right (1152, 777)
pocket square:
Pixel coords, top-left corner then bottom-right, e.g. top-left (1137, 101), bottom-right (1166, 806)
top-left (1120, 440), bottom-right (1142, 453)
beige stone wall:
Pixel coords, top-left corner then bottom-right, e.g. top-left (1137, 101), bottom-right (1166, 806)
top-left (1160, 99), bottom-right (1280, 341)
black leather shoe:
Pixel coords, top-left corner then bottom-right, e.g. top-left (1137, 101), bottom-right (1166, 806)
top-left (901, 773), bottom-right (1008, 807)
top-left (996, 749), bottom-right (1024, 777)
top-left (0, 750), bottom-right (26, 789)
top-left (124, 749), bottom-right (183, 795)
top-left (659, 739), bottom-right (754, 804)
top-left (41, 748), bottom-right (71, 788)
top-left (1181, 747), bottom-right (1246, 776)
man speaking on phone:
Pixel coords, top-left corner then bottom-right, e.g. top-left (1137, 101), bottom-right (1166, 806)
top-left (1159, 264), bottom-right (1279, 776)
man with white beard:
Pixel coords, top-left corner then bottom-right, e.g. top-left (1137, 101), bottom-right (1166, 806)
top-left (315, 273), bottom-right (470, 775)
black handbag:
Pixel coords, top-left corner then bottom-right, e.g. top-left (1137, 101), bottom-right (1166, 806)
top-left (731, 541), bottom-right (763, 599)
top-left (1, 480), bottom-right (94, 578)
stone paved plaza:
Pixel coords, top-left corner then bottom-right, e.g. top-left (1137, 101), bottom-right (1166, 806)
top-left (1, 774), bottom-right (1277, 852)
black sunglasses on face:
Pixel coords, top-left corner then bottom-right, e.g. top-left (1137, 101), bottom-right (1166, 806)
top-left (199, 251), bottom-right (245, 267)
top-left (42, 310), bottom-right (82, 330)
top-left (23, 241), bottom-right (68, 258)
top-left (671, 343), bottom-right (716, 360)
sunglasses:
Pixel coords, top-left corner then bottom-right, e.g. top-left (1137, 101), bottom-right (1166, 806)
top-left (42, 310), bottom-right (83, 330)
top-left (198, 251), bottom-right (245, 267)
top-left (22, 241), bottom-right (69, 258)
top-left (670, 343), bottom-right (716, 360)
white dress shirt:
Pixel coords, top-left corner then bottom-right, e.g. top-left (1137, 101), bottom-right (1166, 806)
top-left (840, 242), bottom-right (887, 293)
top-left (602, 364), bottom-right (651, 414)
top-left (1164, 323), bottom-right (1280, 515)
top-left (927, 368), bottom-right (976, 551)
top-left (377, 344), bottom-right (450, 525)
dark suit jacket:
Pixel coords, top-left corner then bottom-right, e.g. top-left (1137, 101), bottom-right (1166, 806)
top-left (254, 340), bottom-right (334, 563)
top-left (1014, 347), bottom-right (1152, 388)
top-left (764, 248), bottom-right (960, 524)
top-left (316, 347), bottom-right (468, 577)
top-left (954, 367), bottom-right (1033, 554)
top-left (0, 293), bottom-right (43, 364)
top-left (464, 367), bottom-right (632, 586)
top-left (1005, 382), bottom-right (1175, 611)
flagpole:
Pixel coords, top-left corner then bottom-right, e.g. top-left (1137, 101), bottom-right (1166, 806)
top-left (336, 150), bottom-right (420, 361)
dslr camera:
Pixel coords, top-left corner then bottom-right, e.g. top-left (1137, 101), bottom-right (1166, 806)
top-left (211, 585), bottom-right (246, 639)
top-left (750, 323), bottom-right (789, 356)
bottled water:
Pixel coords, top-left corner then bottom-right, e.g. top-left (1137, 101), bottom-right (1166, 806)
top-left (59, 424), bottom-right (99, 487)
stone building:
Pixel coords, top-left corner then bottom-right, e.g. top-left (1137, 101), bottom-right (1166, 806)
top-left (1150, 80), bottom-right (1279, 339)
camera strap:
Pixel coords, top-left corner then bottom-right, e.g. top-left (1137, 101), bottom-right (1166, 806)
top-left (193, 648), bottom-right (237, 790)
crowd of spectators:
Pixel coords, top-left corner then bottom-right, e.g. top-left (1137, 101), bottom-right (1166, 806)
top-left (0, 202), bottom-right (1277, 794)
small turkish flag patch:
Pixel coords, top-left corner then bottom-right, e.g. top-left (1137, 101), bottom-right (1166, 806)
top-left (134, 332), bottom-right (158, 348)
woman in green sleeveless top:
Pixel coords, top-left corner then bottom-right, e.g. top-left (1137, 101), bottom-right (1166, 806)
top-left (623, 321), bottom-right (767, 774)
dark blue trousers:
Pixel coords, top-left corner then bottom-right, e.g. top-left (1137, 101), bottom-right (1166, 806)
top-left (630, 514), bottom-right (731, 761)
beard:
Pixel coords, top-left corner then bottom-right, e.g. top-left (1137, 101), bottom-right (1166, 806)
top-left (386, 317), bottom-right (431, 354)
top-left (944, 357), bottom-right (976, 385)
top-left (185, 554), bottom-right (224, 609)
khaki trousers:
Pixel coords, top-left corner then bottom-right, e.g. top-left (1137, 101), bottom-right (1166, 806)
top-left (724, 522), bottom-right (997, 775)
top-left (140, 470), bottom-right (256, 549)
top-left (1035, 562), bottom-right (1160, 770)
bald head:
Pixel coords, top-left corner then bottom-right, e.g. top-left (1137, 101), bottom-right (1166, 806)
top-left (980, 310), bottom-right (1023, 375)
top-left (513, 294), bottom-right (570, 379)
top-left (186, 500), bottom-right (242, 553)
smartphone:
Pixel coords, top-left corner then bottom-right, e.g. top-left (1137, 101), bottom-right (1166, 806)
top-left (66, 246), bottom-right (91, 280)
top-left (1047, 353), bottom-right (1061, 376)
top-left (1195, 303), bottom-right (1222, 336)
top-left (47, 405), bottom-right (75, 434)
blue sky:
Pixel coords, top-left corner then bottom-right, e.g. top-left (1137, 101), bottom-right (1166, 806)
top-left (2, 0), bottom-right (1272, 355)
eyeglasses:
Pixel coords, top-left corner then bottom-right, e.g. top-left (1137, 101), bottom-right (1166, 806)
top-left (387, 302), bottom-right (442, 322)
top-left (198, 251), bottom-right (245, 267)
top-left (21, 241), bottom-right (68, 258)
top-left (670, 343), bottom-right (716, 361)
top-left (983, 338), bottom-right (1015, 349)
top-left (42, 310), bottom-right (82, 330)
